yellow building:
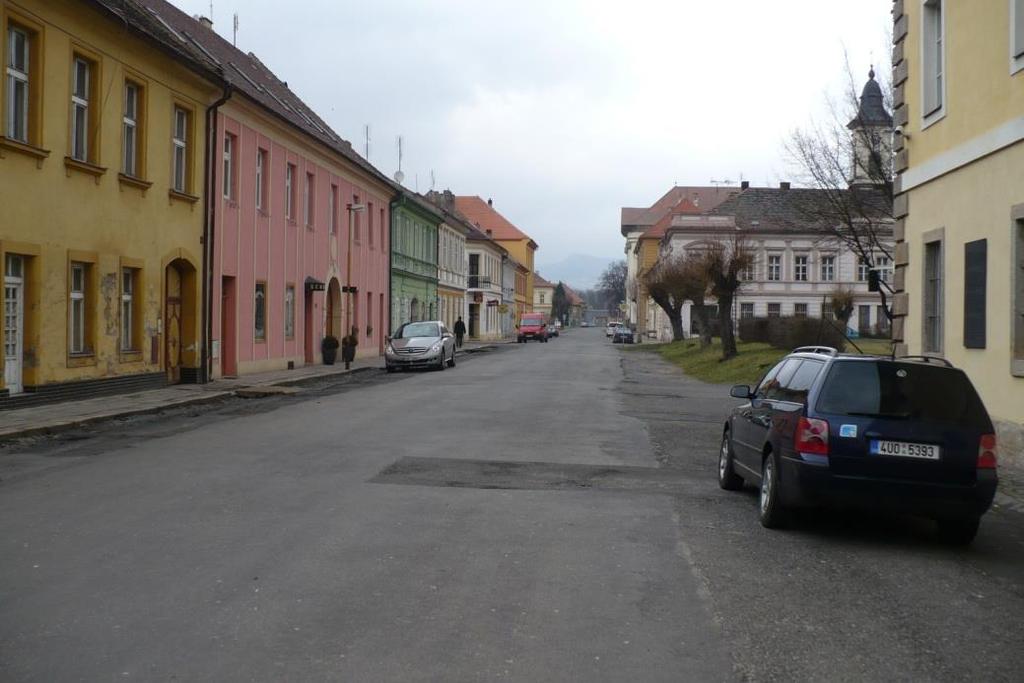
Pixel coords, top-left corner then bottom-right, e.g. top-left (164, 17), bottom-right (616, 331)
top-left (1, 0), bottom-right (221, 400)
top-left (891, 0), bottom-right (1024, 444)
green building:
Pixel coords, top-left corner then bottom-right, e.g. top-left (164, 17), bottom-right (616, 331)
top-left (390, 192), bottom-right (444, 333)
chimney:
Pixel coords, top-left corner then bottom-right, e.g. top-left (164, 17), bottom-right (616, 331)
top-left (486, 229), bottom-right (493, 237)
top-left (740, 180), bottom-right (750, 190)
top-left (487, 198), bottom-right (493, 207)
top-left (779, 181), bottom-right (791, 191)
top-left (195, 15), bottom-right (213, 29)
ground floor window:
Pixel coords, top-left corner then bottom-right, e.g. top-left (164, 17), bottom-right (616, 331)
top-left (121, 268), bottom-right (138, 351)
top-left (284, 284), bottom-right (295, 340)
top-left (767, 303), bottom-right (781, 318)
top-left (69, 262), bottom-right (88, 354)
top-left (254, 282), bottom-right (266, 342)
top-left (740, 303), bottom-right (754, 319)
top-left (794, 303), bottom-right (808, 317)
top-left (1014, 211), bottom-right (1024, 373)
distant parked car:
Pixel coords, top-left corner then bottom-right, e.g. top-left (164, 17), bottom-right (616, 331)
top-left (547, 324), bottom-right (559, 338)
top-left (385, 321), bottom-right (456, 372)
top-left (612, 327), bottom-right (634, 344)
top-left (517, 313), bottom-right (549, 343)
top-left (605, 321), bottom-right (622, 337)
top-left (718, 346), bottom-right (998, 545)
top-left (580, 321), bottom-right (591, 328)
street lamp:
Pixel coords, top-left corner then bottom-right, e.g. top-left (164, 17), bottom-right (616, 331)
top-left (345, 203), bottom-right (366, 334)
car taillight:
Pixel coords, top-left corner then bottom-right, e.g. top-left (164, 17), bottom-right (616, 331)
top-left (978, 434), bottom-right (998, 469)
top-left (795, 417), bottom-right (829, 459)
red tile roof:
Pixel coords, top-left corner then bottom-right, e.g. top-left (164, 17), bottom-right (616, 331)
top-left (533, 273), bottom-right (555, 288)
top-left (454, 197), bottom-right (538, 248)
top-left (621, 186), bottom-right (741, 236)
top-left (641, 197), bottom-right (702, 240)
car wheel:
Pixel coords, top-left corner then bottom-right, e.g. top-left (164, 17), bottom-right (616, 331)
top-left (936, 517), bottom-right (980, 546)
top-left (386, 364), bottom-right (396, 374)
top-left (759, 451), bottom-right (787, 529)
top-left (448, 348), bottom-right (456, 367)
top-left (437, 353), bottom-right (445, 371)
top-left (718, 431), bottom-right (744, 491)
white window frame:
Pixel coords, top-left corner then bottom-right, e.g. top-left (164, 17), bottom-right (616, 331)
top-left (740, 302), bottom-right (754, 319)
top-left (921, 0), bottom-right (946, 128)
top-left (285, 164), bottom-right (295, 220)
top-left (304, 172), bottom-right (314, 227)
top-left (70, 263), bottom-right (86, 354)
top-left (767, 302), bottom-right (781, 318)
top-left (794, 255), bottom-right (809, 282)
top-left (121, 268), bottom-right (134, 351)
top-left (794, 302), bottom-right (808, 317)
top-left (6, 26), bottom-right (30, 142)
top-left (876, 255), bottom-right (893, 283)
top-left (284, 284), bottom-right (295, 339)
top-left (255, 148), bottom-right (266, 211)
top-left (172, 107), bottom-right (188, 192)
top-left (71, 57), bottom-right (90, 161)
top-left (767, 254), bottom-right (782, 281)
top-left (857, 258), bottom-right (871, 282)
top-left (820, 255), bottom-right (835, 282)
top-left (329, 184), bottom-right (338, 233)
top-left (223, 134), bottom-right (234, 199)
top-left (1012, 0), bottom-right (1024, 74)
top-left (254, 282), bottom-right (267, 341)
top-left (122, 82), bottom-right (138, 176)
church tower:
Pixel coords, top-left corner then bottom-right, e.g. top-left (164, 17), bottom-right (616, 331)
top-left (848, 68), bottom-right (894, 186)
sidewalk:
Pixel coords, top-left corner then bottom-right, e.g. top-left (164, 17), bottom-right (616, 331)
top-left (0, 341), bottom-right (512, 442)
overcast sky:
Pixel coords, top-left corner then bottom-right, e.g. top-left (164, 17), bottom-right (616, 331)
top-left (171, 0), bottom-right (893, 265)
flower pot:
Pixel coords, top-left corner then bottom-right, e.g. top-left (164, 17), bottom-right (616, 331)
top-left (323, 347), bottom-right (337, 365)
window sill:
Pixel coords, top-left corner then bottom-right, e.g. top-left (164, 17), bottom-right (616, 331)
top-left (921, 107), bottom-right (946, 132)
top-left (119, 350), bottom-right (144, 363)
top-left (257, 208), bottom-right (268, 217)
top-left (169, 189), bottom-right (200, 205)
top-left (255, 337), bottom-right (267, 344)
top-left (64, 156), bottom-right (107, 183)
top-left (287, 219), bottom-right (297, 226)
top-left (225, 199), bottom-right (238, 208)
top-left (67, 352), bottom-right (96, 368)
top-left (305, 224), bottom-right (315, 231)
top-left (0, 137), bottom-right (50, 166)
top-left (118, 173), bottom-right (153, 193)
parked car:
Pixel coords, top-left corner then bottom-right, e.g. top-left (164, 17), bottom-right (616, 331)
top-left (580, 321), bottom-right (591, 328)
top-left (612, 327), bottom-right (634, 344)
top-left (605, 321), bottom-right (622, 337)
top-left (385, 321), bottom-right (456, 372)
top-left (518, 314), bottom-right (549, 343)
top-left (718, 346), bottom-right (998, 544)
top-left (547, 324), bottom-right (559, 338)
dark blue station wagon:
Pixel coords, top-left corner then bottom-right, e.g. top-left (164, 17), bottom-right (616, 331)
top-left (719, 347), bottom-right (999, 544)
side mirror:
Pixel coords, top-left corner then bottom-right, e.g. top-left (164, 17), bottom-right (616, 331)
top-left (730, 385), bottom-right (752, 399)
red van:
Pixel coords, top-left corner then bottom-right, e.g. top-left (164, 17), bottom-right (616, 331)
top-left (517, 314), bottom-right (549, 343)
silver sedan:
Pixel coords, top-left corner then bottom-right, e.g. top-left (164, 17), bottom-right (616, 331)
top-left (385, 321), bottom-right (457, 372)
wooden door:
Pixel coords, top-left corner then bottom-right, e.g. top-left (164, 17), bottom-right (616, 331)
top-left (221, 276), bottom-right (237, 377)
top-left (165, 266), bottom-right (182, 383)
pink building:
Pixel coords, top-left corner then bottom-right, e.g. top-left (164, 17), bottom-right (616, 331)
top-left (153, 6), bottom-right (396, 378)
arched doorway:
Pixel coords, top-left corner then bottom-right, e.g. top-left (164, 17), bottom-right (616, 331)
top-left (326, 278), bottom-right (342, 338)
top-left (165, 258), bottom-right (197, 384)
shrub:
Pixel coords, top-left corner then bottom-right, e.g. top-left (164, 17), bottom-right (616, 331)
top-left (321, 335), bottom-right (340, 351)
top-left (739, 316), bottom-right (846, 352)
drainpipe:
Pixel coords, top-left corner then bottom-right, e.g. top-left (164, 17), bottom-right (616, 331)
top-left (200, 85), bottom-right (233, 383)
top-left (389, 195), bottom-right (399, 338)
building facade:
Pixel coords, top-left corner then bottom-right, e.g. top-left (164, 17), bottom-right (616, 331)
top-left (1, 0), bottom-right (220, 400)
top-left (437, 218), bottom-right (468, 332)
top-left (465, 226), bottom-right (506, 340)
top-left (154, 6), bottom-right (397, 378)
top-left (533, 274), bottom-right (555, 318)
top-left (390, 193), bottom-right (442, 333)
top-left (891, 0), bottom-right (1024, 437)
top-left (454, 196), bottom-right (539, 315)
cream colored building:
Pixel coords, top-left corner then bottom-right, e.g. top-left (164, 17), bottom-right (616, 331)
top-left (890, 0), bottom-right (1024, 447)
top-left (533, 274), bottom-right (554, 318)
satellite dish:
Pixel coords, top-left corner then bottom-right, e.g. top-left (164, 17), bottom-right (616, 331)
top-left (394, 170), bottom-right (405, 184)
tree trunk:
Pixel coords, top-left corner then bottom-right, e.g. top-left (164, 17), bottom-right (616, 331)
top-left (718, 294), bottom-right (737, 360)
top-left (691, 305), bottom-right (712, 348)
top-left (667, 308), bottom-right (685, 341)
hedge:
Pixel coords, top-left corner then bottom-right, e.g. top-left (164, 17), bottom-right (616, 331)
top-left (738, 316), bottom-right (847, 352)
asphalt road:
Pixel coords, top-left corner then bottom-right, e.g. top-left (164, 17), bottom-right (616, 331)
top-left (1, 330), bottom-right (1023, 681)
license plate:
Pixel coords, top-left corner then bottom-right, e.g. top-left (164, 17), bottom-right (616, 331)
top-left (869, 439), bottom-right (941, 460)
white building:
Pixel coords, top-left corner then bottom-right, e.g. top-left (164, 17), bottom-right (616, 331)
top-left (465, 225), bottom-right (507, 340)
top-left (663, 186), bottom-right (893, 338)
top-left (437, 219), bottom-right (468, 332)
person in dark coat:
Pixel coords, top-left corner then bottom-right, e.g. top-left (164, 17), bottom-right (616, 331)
top-left (341, 326), bottom-right (358, 369)
top-left (453, 316), bottom-right (467, 348)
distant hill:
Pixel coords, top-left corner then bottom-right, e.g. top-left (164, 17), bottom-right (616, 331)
top-left (535, 253), bottom-right (615, 290)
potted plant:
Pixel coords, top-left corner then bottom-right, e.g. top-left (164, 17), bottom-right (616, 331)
top-left (321, 335), bottom-right (340, 365)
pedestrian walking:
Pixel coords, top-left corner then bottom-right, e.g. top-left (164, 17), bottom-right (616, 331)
top-left (341, 326), bottom-right (358, 370)
top-left (453, 316), bottom-right (466, 348)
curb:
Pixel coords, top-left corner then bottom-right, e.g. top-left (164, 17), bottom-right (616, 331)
top-left (261, 365), bottom-right (379, 388)
top-left (0, 391), bottom-right (232, 443)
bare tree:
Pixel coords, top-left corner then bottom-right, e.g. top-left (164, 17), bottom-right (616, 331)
top-left (699, 238), bottom-right (754, 360)
top-left (597, 260), bottom-right (628, 312)
top-left (641, 253), bottom-right (710, 345)
top-left (785, 53), bottom-right (895, 322)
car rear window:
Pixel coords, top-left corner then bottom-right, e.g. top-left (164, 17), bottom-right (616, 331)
top-left (816, 360), bottom-right (990, 426)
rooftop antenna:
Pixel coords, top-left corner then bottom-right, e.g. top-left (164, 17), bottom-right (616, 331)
top-left (415, 174), bottom-right (419, 192)
top-left (430, 170), bottom-right (436, 191)
top-left (393, 135), bottom-right (405, 184)
top-left (232, 13), bottom-right (238, 47)
top-left (709, 178), bottom-right (734, 188)
top-left (363, 124), bottom-right (371, 160)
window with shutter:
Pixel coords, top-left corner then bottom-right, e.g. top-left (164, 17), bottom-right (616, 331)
top-left (963, 240), bottom-right (987, 349)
